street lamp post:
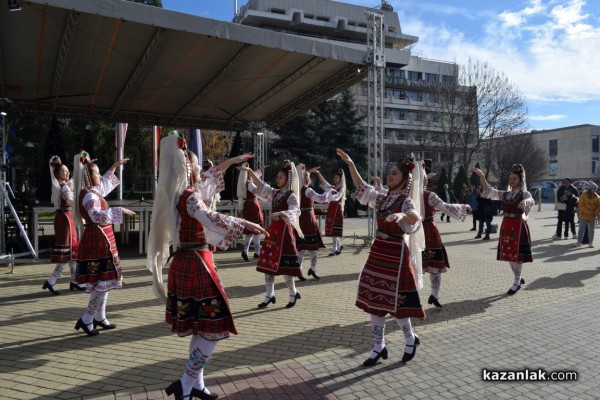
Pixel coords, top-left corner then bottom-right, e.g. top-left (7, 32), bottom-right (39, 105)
top-left (0, 111), bottom-right (7, 255)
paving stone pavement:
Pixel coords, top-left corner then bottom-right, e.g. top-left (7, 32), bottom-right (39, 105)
top-left (1, 204), bottom-right (599, 400)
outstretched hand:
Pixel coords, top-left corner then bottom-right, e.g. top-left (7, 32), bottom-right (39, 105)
top-left (336, 148), bottom-right (352, 164)
top-left (308, 166), bottom-right (320, 174)
top-left (472, 167), bottom-right (484, 177)
top-left (244, 221), bottom-right (269, 237)
top-left (236, 166), bottom-right (252, 173)
top-left (385, 213), bottom-right (404, 224)
top-left (233, 153), bottom-right (254, 164)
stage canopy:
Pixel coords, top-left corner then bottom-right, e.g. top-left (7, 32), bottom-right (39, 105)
top-left (0, 0), bottom-right (378, 130)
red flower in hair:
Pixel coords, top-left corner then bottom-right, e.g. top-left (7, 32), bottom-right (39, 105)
top-left (178, 138), bottom-right (186, 149)
top-left (407, 162), bottom-right (416, 170)
top-left (79, 150), bottom-right (89, 165)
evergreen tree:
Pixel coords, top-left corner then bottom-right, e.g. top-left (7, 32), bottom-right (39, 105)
top-left (436, 168), bottom-right (449, 195)
top-left (470, 162), bottom-right (481, 187)
top-left (453, 165), bottom-right (470, 203)
top-left (222, 131), bottom-right (243, 201)
top-left (269, 90), bottom-right (366, 190)
top-left (36, 117), bottom-right (65, 202)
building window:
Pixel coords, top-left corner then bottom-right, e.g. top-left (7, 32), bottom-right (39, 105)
top-left (408, 91), bottom-right (422, 101)
top-left (425, 73), bottom-right (438, 82)
top-left (391, 89), bottom-right (406, 99)
top-left (593, 157), bottom-right (600, 175)
top-left (409, 111), bottom-right (422, 121)
top-left (407, 71), bottom-right (422, 81)
top-left (442, 75), bottom-right (454, 84)
top-left (593, 135), bottom-right (599, 153)
top-left (549, 139), bottom-right (558, 157)
top-left (387, 68), bottom-right (404, 78)
top-left (428, 93), bottom-right (438, 103)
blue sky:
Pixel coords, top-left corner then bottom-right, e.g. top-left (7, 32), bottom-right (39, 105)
top-left (162, 0), bottom-right (600, 131)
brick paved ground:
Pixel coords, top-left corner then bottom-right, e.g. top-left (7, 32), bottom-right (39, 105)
top-left (1, 204), bottom-right (599, 399)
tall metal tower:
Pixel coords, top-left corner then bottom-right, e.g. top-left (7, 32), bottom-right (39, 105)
top-left (253, 131), bottom-right (266, 169)
top-left (365, 9), bottom-right (385, 240)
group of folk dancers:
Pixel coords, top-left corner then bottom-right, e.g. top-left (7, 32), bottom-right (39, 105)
top-left (42, 133), bottom-right (534, 400)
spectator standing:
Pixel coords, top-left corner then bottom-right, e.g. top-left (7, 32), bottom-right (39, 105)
top-left (553, 178), bottom-right (579, 240)
top-left (573, 182), bottom-right (600, 248)
top-left (437, 184), bottom-right (457, 222)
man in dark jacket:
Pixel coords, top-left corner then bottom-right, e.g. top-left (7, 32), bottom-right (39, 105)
top-left (553, 177), bottom-right (579, 239)
top-left (438, 184), bottom-right (457, 222)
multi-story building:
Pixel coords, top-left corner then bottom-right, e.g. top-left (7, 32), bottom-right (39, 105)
top-left (531, 124), bottom-right (600, 184)
top-left (235, 0), bottom-right (471, 173)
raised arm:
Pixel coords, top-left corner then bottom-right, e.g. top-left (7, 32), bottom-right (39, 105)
top-left (237, 165), bottom-right (262, 186)
top-left (336, 148), bottom-right (363, 188)
top-left (217, 153), bottom-right (254, 174)
top-left (472, 168), bottom-right (489, 190)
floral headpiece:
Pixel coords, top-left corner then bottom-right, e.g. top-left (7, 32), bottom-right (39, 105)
top-left (79, 150), bottom-right (90, 165)
top-left (50, 155), bottom-right (62, 168)
top-left (177, 135), bottom-right (187, 150)
top-left (398, 157), bottom-right (416, 172)
top-left (511, 163), bottom-right (525, 175)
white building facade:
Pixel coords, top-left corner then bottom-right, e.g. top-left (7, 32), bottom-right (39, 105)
top-left (531, 124), bottom-right (600, 185)
top-left (235, 0), bottom-right (467, 173)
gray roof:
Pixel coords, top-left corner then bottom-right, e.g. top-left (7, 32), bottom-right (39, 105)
top-left (0, 0), bottom-right (373, 130)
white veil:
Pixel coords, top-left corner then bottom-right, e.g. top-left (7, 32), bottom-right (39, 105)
top-left (407, 160), bottom-right (426, 290)
top-left (236, 162), bottom-right (249, 212)
top-left (49, 157), bottom-right (61, 209)
top-left (146, 134), bottom-right (189, 302)
top-left (287, 161), bottom-right (303, 238)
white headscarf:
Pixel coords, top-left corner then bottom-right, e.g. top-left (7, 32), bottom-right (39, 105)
top-left (407, 160), bottom-right (426, 290)
top-left (72, 150), bottom-right (92, 234)
top-left (49, 156), bottom-right (61, 209)
top-left (287, 161), bottom-right (303, 238)
top-left (146, 134), bottom-right (189, 302)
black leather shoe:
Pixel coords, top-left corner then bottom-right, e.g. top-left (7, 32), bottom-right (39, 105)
top-left (70, 282), bottom-right (86, 291)
top-left (285, 292), bottom-right (301, 308)
top-left (506, 278), bottom-right (525, 295)
top-left (328, 251), bottom-right (336, 257)
top-left (401, 336), bottom-right (420, 363)
top-left (474, 233), bottom-right (482, 239)
top-left (74, 318), bottom-right (99, 336)
top-left (165, 380), bottom-right (184, 400)
top-left (190, 387), bottom-right (219, 400)
top-left (93, 319), bottom-right (117, 330)
top-left (470, 227), bottom-right (476, 231)
top-left (257, 296), bottom-right (276, 309)
top-left (253, 253), bottom-right (259, 259)
top-left (363, 347), bottom-right (388, 367)
top-left (298, 274), bottom-right (307, 281)
top-left (42, 281), bottom-right (60, 295)
top-left (428, 294), bottom-right (443, 308)
top-left (307, 269), bottom-right (320, 280)
top-left (335, 251), bottom-right (341, 256)
top-left (241, 251), bottom-right (249, 262)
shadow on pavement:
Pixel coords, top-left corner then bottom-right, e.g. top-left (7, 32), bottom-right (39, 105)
top-left (524, 267), bottom-right (600, 291)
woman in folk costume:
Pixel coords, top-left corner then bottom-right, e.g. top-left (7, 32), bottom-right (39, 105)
top-left (72, 151), bottom-right (135, 336)
top-left (336, 148), bottom-right (426, 366)
top-left (42, 156), bottom-right (85, 295)
top-left (420, 172), bottom-right (471, 307)
top-left (473, 164), bottom-right (534, 295)
top-left (237, 161), bottom-right (303, 309)
top-left (315, 168), bottom-right (346, 256)
top-left (147, 134), bottom-right (265, 400)
top-left (236, 164), bottom-right (266, 262)
top-left (197, 160), bottom-right (220, 212)
top-left (296, 163), bottom-right (341, 280)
